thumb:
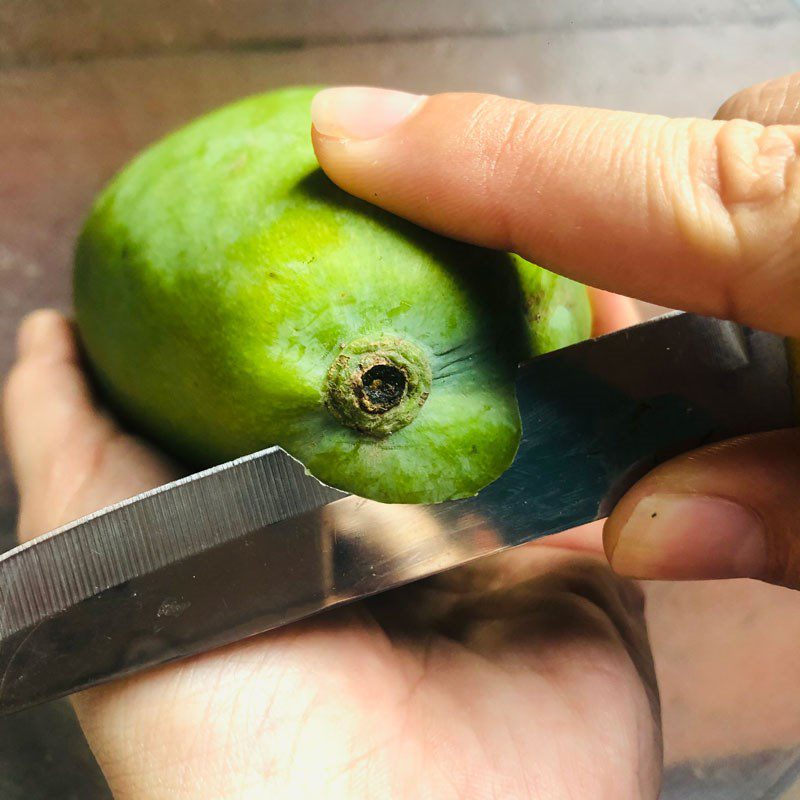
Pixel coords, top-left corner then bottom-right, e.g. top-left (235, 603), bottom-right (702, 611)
top-left (603, 430), bottom-right (800, 588)
top-left (311, 86), bottom-right (800, 337)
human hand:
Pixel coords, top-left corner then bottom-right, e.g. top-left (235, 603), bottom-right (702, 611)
top-left (311, 72), bottom-right (800, 588)
top-left (4, 307), bottom-right (658, 797)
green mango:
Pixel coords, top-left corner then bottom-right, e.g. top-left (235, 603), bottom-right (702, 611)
top-left (74, 86), bottom-right (591, 504)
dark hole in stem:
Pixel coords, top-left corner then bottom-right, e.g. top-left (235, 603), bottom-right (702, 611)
top-left (359, 364), bottom-right (407, 412)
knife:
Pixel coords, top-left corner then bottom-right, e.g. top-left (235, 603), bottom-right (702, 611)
top-left (0, 311), bottom-right (793, 715)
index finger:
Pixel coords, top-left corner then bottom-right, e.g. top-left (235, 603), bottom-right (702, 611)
top-left (311, 86), bottom-right (800, 337)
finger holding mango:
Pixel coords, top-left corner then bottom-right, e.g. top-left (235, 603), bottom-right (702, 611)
top-left (311, 74), bottom-right (800, 587)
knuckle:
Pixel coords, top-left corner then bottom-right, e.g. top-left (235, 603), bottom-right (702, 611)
top-left (713, 120), bottom-right (800, 316)
top-left (651, 116), bottom-right (800, 328)
top-left (673, 119), bottom-right (800, 326)
top-left (714, 119), bottom-right (800, 210)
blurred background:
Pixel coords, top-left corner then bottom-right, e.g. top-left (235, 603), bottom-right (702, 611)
top-left (1, 1), bottom-right (799, 797)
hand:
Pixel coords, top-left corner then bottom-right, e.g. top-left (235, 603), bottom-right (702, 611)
top-left (311, 72), bottom-right (800, 588)
top-left (4, 307), bottom-right (659, 797)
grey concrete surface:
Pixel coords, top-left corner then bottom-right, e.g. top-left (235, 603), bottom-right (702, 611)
top-left (1, 1), bottom-right (799, 797)
top-left (1, 0), bottom-right (796, 66)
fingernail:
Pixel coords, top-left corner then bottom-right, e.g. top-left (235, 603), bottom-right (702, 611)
top-left (311, 87), bottom-right (426, 140)
top-left (609, 494), bottom-right (767, 580)
top-left (17, 310), bottom-right (61, 358)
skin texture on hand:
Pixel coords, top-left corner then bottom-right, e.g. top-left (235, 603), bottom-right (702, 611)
top-left (311, 73), bottom-right (800, 590)
top-left (3, 304), bottom-right (660, 798)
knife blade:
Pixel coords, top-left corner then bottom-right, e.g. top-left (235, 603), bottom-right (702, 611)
top-left (0, 311), bottom-right (793, 714)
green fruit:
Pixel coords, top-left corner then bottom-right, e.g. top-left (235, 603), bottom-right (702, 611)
top-left (74, 86), bottom-right (591, 504)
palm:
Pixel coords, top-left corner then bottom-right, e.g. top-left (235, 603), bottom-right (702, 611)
top-left (6, 312), bottom-right (660, 799)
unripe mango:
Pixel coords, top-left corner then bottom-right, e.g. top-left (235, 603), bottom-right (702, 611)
top-left (74, 87), bottom-right (591, 503)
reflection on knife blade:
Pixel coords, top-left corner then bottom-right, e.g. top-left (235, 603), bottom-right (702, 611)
top-left (0, 312), bottom-right (792, 714)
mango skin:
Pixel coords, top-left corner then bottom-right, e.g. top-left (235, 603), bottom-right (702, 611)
top-left (74, 87), bottom-right (591, 503)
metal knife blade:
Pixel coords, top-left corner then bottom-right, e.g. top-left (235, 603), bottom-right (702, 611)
top-left (0, 312), bottom-right (793, 714)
